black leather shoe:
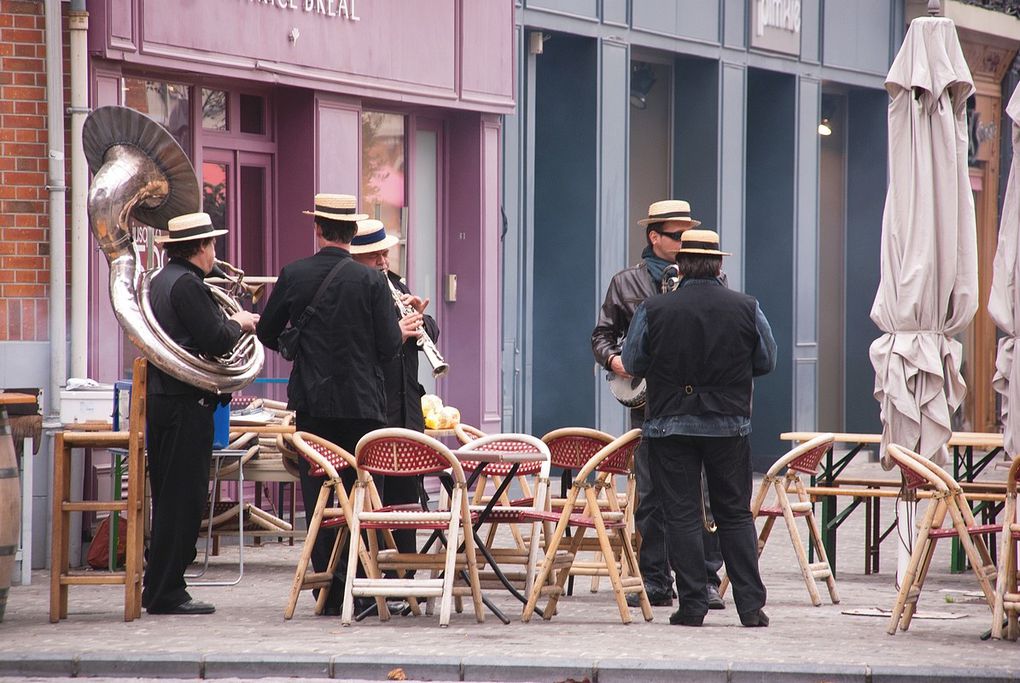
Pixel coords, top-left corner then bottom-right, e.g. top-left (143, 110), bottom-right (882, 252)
top-left (707, 584), bottom-right (725, 610)
top-left (627, 588), bottom-right (673, 608)
top-left (148, 599), bottom-right (215, 615)
top-left (668, 609), bottom-right (705, 627)
top-left (739, 608), bottom-right (769, 627)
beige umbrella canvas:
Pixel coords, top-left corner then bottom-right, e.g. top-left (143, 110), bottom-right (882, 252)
top-left (989, 84), bottom-right (1020, 458)
top-left (870, 15), bottom-right (978, 470)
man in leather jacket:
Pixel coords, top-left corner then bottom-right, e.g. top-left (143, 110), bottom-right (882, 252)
top-left (591, 199), bottom-right (724, 609)
top-left (144, 212), bottom-right (259, 616)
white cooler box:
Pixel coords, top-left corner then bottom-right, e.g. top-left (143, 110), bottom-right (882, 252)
top-left (59, 389), bottom-right (116, 425)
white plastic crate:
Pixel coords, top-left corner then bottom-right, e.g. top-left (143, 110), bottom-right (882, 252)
top-left (59, 390), bottom-right (115, 425)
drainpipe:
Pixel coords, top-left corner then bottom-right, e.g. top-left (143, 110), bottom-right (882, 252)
top-left (69, 0), bottom-right (88, 380)
top-left (44, 0), bottom-right (70, 565)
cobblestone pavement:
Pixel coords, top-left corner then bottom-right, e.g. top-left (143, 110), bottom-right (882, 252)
top-left (2, 459), bottom-right (1018, 681)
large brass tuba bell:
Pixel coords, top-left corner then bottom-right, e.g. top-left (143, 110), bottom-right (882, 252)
top-left (84, 106), bottom-right (264, 394)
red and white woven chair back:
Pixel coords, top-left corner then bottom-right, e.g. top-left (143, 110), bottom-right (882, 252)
top-left (574, 429), bottom-right (642, 480)
top-left (356, 427), bottom-right (463, 479)
top-left (542, 428), bottom-right (615, 471)
top-left (766, 433), bottom-right (834, 478)
top-left (886, 444), bottom-right (945, 492)
top-left (454, 423), bottom-right (487, 446)
top-left (292, 431), bottom-right (355, 480)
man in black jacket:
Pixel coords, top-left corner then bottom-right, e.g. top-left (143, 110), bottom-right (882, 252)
top-left (256, 194), bottom-right (402, 614)
top-left (592, 200), bottom-right (724, 610)
top-left (622, 229), bottom-right (776, 628)
top-left (144, 212), bottom-right (259, 615)
top-left (350, 218), bottom-right (439, 557)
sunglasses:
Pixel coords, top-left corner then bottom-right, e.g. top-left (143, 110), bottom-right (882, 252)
top-left (656, 230), bottom-right (685, 241)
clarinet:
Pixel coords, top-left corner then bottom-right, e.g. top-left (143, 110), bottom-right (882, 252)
top-left (386, 276), bottom-right (450, 378)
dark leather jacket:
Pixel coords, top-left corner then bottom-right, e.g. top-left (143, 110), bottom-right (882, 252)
top-left (592, 261), bottom-right (658, 371)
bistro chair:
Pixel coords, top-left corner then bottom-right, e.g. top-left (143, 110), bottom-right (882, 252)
top-left (541, 427), bottom-right (624, 593)
top-left (992, 455), bottom-right (1020, 641)
top-left (283, 431), bottom-right (414, 619)
top-left (344, 428), bottom-right (485, 627)
top-left (522, 429), bottom-right (652, 624)
top-left (886, 443), bottom-right (998, 635)
top-left (720, 433), bottom-right (838, 607)
top-left (454, 432), bottom-right (552, 598)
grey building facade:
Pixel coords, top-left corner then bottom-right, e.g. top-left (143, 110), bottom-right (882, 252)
top-left (501, 0), bottom-right (903, 468)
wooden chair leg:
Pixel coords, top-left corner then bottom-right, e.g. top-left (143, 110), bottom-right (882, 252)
top-left (437, 487), bottom-right (464, 627)
top-left (522, 487), bottom-right (581, 623)
top-left (776, 485), bottom-right (822, 606)
top-left (585, 487), bottom-right (631, 624)
top-left (285, 484), bottom-right (330, 619)
top-left (460, 496), bottom-right (485, 623)
top-left (993, 523), bottom-right (1012, 639)
top-left (49, 433), bottom-right (67, 623)
top-left (341, 485), bottom-right (367, 626)
top-left (616, 526), bottom-right (652, 621)
top-left (888, 502), bottom-right (939, 635)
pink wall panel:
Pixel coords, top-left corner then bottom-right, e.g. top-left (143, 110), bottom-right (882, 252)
top-left (460, 1), bottom-right (515, 106)
top-left (110, 0), bottom-right (135, 49)
top-left (316, 99), bottom-right (360, 198)
top-left (142, 0), bottom-right (455, 92)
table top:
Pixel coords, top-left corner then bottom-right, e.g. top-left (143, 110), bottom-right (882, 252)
top-left (0, 393), bottom-right (37, 406)
top-left (229, 423), bottom-right (295, 435)
top-left (425, 428), bottom-right (457, 438)
top-left (780, 431), bottom-right (1004, 448)
top-left (449, 448), bottom-right (546, 464)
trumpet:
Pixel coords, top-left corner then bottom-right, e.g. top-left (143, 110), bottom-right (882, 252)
top-left (208, 259), bottom-right (269, 304)
top-left (385, 276), bottom-right (449, 378)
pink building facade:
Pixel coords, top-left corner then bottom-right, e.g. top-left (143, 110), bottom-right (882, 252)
top-left (85, 0), bottom-right (514, 431)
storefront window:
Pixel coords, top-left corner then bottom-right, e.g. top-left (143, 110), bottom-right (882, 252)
top-left (240, 94), bottom-right (266, 135)
top-left (361, 111), bottom-right (406, 275)
top-left (202, 88), bottom-right (228, 131)
top-left (123, 78), bottom-right (191, 153)
top-left (203, 161), bottom-right (230, 258)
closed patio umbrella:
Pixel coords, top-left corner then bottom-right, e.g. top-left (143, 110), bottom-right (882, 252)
top-left (869, 14), bottom-right (978, 470)
top-left (989, 84), bottom-right (1020, 457)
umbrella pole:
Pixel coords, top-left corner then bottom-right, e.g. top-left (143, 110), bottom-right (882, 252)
top-left (895, 480), bottom-right (916, 588)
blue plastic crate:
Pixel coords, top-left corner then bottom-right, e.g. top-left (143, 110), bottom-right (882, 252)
top-left (213, 402), bottom-right (230, 449)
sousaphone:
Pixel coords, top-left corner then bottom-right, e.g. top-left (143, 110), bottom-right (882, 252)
top-left (84, 106), bottom-right (264, 394)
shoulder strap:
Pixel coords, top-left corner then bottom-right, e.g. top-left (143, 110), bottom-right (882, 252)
top-left (294, 256), bottom-right (352, 328)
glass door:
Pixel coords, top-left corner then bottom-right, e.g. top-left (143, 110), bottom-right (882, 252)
top-left (411, 121), bottom-right (443, 396)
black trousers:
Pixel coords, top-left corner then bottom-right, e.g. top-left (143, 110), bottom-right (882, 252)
top-left (142, 394), bottom-right (215, 612)
top-left (647, 434), bottom-right (766, 618)
top-left (295, 414), bottom-right (383, 607)
top-left (632, 414), bottom-right (722, 594)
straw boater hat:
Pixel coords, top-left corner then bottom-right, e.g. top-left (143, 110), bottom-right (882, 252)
top-left (637, 199), bottom-right (701, 228)
top-left (302, 193), bottom-right (369, 221)
top-left (155, 212), bottom-right (228, 243)
top-left (677, 229), bottom-right (731, 256)
top-left (350, 219), bottom-right (400, 255)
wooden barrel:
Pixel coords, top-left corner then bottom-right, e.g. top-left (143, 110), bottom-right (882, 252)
top-left (0, 394), bottom-right (35, 623)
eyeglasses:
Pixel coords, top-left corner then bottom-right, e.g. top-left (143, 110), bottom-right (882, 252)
top-left (656, 230), bottom-right (685, 241)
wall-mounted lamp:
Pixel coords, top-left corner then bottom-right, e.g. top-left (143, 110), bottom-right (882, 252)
top-left (630, 63), bottom-right (656, 110)
top-left (818, 117), bottom-right (832, 136)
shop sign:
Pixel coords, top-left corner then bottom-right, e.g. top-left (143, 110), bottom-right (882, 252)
top-left (247, 0), bottom-right (361, 21)
top-left (749, 0), bottom-right (800, 56)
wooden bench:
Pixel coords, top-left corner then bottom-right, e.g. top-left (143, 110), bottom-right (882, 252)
top-left (780, 432), bottom-right (1008, 575)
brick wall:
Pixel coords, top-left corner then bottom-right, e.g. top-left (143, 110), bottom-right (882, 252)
top-left (0, 0), bottom-right (67, 342)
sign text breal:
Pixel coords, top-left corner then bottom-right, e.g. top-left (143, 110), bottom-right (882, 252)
top-left (755, 0), bottom-right (800, 36)
top-left (247, 0), bottom-right (360, 21)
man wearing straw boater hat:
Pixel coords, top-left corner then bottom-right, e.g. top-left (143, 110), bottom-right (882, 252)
top-left (257, 194), bottom-right (402, 615)
top-left (621, 229), bottom-right (776, 627)
top-left (592, 199), bottom-right (725, 610)
top-left (144, 212), bottom-right (260, 615)
top-left (350, 219), bottom-right (439, 570)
